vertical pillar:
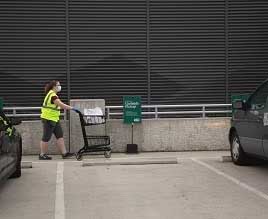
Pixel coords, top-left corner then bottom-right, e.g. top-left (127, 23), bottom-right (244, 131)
top-left (65, 0), bottom-right (71, 151)
top-left (224, 0), bottom-right (229, 103)
top-left (146, 0), bottom-right (151, 105)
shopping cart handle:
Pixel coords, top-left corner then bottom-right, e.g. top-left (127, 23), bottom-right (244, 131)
top-left (72, 108), bottom-right (82, 114)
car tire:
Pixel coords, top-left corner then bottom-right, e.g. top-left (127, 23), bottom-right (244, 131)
top-left (9, 138), bottom-right (22, 178)
top-left (230, 132), bottom-right (249, 165)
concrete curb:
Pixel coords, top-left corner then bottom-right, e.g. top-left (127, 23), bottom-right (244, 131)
top-left (21, 161), bottom-right (32, 169)
top-left (221, 156), bottom-right (232, 162)
top-left (82, 157), bottom-right (178, 167)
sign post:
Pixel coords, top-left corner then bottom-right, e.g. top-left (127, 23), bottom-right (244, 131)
top-left (123, 96), bottom-right (141, 153)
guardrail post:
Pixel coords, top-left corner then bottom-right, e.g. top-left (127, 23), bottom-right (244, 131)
top-left (13, 109), bottom-right (16, 117)
top-left (202, 106), bottom-right (206, 118)
top-left (155, 106), bottom-right (158, 119)
top-left (107, 107), bottom-right (110, 120)
top-left (64, 109), bottom-right (67, 121)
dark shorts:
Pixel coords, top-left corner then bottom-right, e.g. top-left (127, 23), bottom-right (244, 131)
top-left (41, 119), bottom-right (63, 142)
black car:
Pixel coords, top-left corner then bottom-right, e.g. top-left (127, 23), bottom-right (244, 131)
top-left (0, 110), bottom-right (22, 183)
top-left (230, 80), bottom-right (268, 165)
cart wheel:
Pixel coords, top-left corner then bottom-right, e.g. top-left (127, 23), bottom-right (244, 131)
top-left (76, 153), bottom-right (83, 161)
top-left (104, 150), bottom-right (111, 158)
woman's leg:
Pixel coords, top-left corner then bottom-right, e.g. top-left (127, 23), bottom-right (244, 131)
top-left (54, 121), bottom-right (71, 157)
top-left (40, 119), bottom-right (54, 159)
top-left (56, 137), bottom-right (67, 155)
top-left (40, 141), bottom-right (49, 154)
top-left (56, 137), bottom-right (74, 158)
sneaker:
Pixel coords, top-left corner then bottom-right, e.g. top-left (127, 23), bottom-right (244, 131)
top-left (39, 154), bottom-right (52, 160)
top-left (62, 152), bottom-right (74, 159)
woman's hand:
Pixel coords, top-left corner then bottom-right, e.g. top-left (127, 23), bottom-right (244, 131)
top-left (71, 107), bottom-right (81, 113)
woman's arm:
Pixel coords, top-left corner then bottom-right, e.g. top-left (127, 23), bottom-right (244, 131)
top-left (54, 99), bottom-right (73, 110)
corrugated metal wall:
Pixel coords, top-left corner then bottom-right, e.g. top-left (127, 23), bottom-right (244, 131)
top-left (150, 0), bottom-right (226, 104)
top-left (0, 0), bottom-right (268, 106)
top-left (69, 0), bottom-right (148, 105)
top-left (228, 0), bottom-right (268, 97)
top-left (0, 0), bottom-right (67, 107)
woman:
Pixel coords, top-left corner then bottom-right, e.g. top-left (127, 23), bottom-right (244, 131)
top-left (39, 80), bottom-right (78, 160)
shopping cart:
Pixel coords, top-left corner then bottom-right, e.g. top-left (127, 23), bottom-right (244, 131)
top-left (75, 110), bottom-right (111, 161)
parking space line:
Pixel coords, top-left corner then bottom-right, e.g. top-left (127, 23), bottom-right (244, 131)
top-left (191, 158), bottom-right (268, 202)
top-left (28, 159), bottom-right (82, 163)
top-left (55, 162), bottom-right (65, 219)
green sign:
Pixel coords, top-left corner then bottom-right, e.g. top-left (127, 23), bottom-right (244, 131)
top-left (0, 98), bottom-right (3, 111)
top-left (123, 96), bottom-right (142, 124)
top-left (231, 93), bottom-right (250, 113)
top-left (231, 94), bottom-right (249, 103)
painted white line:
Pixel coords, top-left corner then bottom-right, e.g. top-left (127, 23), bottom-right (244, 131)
top-left (29, 156), bottom-right (222, 164)
top-left (55, 162), bottom-right (65, 219)
top-left (30, 161), bottom-right (82, 164)
top-left (221, 156), bottom-right (232, 162)
top-left (82, 157), bottom-right (178, 166)
top-left (191, 158), bottom-right (268, 201)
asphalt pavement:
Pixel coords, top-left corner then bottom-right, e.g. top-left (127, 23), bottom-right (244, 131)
top-left (1, 151), bottom-right (268, 219)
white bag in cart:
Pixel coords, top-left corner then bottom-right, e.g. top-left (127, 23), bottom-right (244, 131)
top-left (84, 107), bottom-right (105, 124)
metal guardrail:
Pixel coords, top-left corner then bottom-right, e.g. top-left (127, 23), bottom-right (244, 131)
top-left (2, 104), bottom-right (232, 120)
top-left (106, 104), bottom-right (232, 119)
top-left (3, 107), bottom-right (67, 120)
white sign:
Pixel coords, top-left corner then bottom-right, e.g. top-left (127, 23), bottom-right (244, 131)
top-left (84, 107), bottom-right (104, 124)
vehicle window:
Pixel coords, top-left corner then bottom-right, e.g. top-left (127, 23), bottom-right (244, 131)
top-left (250, 82), bottom-right (268, 110)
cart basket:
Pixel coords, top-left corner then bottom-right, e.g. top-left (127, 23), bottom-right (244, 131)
top-left (85, 135), bottom-right (110, 147)
top-left (77, 111), bottom-right (106, 126)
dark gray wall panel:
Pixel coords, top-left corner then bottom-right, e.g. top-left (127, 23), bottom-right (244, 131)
top-left (228, 0), bottom-right (268, 98)
top-left (150, 0), bottom-right (226, 104)
top-left (1, 0), bottom-right (268, 107)
top-left (69, 0), bottom-right (147, 105)
top-left (0, 0), bottom-right (67, 107)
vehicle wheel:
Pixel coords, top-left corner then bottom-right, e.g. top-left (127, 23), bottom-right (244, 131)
top-left (104, 150), bottom-right (111, 158)
top-left (9, 138), bottom-right (22, 178)
top-left (230, 132), bottom-right (249, 165)
top-left (76, 153), bottom-right (83, 161)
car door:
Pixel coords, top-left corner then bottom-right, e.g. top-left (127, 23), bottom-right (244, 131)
top-left (239, 81), bottom-right (268, 157)
top-left (0, 130), bottom-right (8, 181)
top-left (260, 97), bottom-right (268, 158)
top-left (0, 111), bottom-right (16, 179)
top-left (6, 129), bottom-right (19, 167)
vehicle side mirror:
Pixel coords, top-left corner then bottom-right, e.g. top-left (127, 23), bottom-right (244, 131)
top-left (233, 99), bottom-right (244, 110)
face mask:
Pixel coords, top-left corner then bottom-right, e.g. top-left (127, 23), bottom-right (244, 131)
top-left (56, 85), bottom-right (61, 92)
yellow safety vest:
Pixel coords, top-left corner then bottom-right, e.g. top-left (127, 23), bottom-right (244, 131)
top-left (41, 90), bottom-right (60, 122)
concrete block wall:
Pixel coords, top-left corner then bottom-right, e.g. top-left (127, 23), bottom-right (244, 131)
top-left (17, 117), bottom-right (230, 155)
top-left (140, 118), bottom-right (230, 152)
top-left (107, 118), bottom-right (230, 152)
top-left (17, 98), bottom-right (230, 155)
top-left (16, 120), bottom-right (69, 155)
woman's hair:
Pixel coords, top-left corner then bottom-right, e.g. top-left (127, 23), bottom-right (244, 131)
top-left (44, 80), bottom-right (58, 94)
